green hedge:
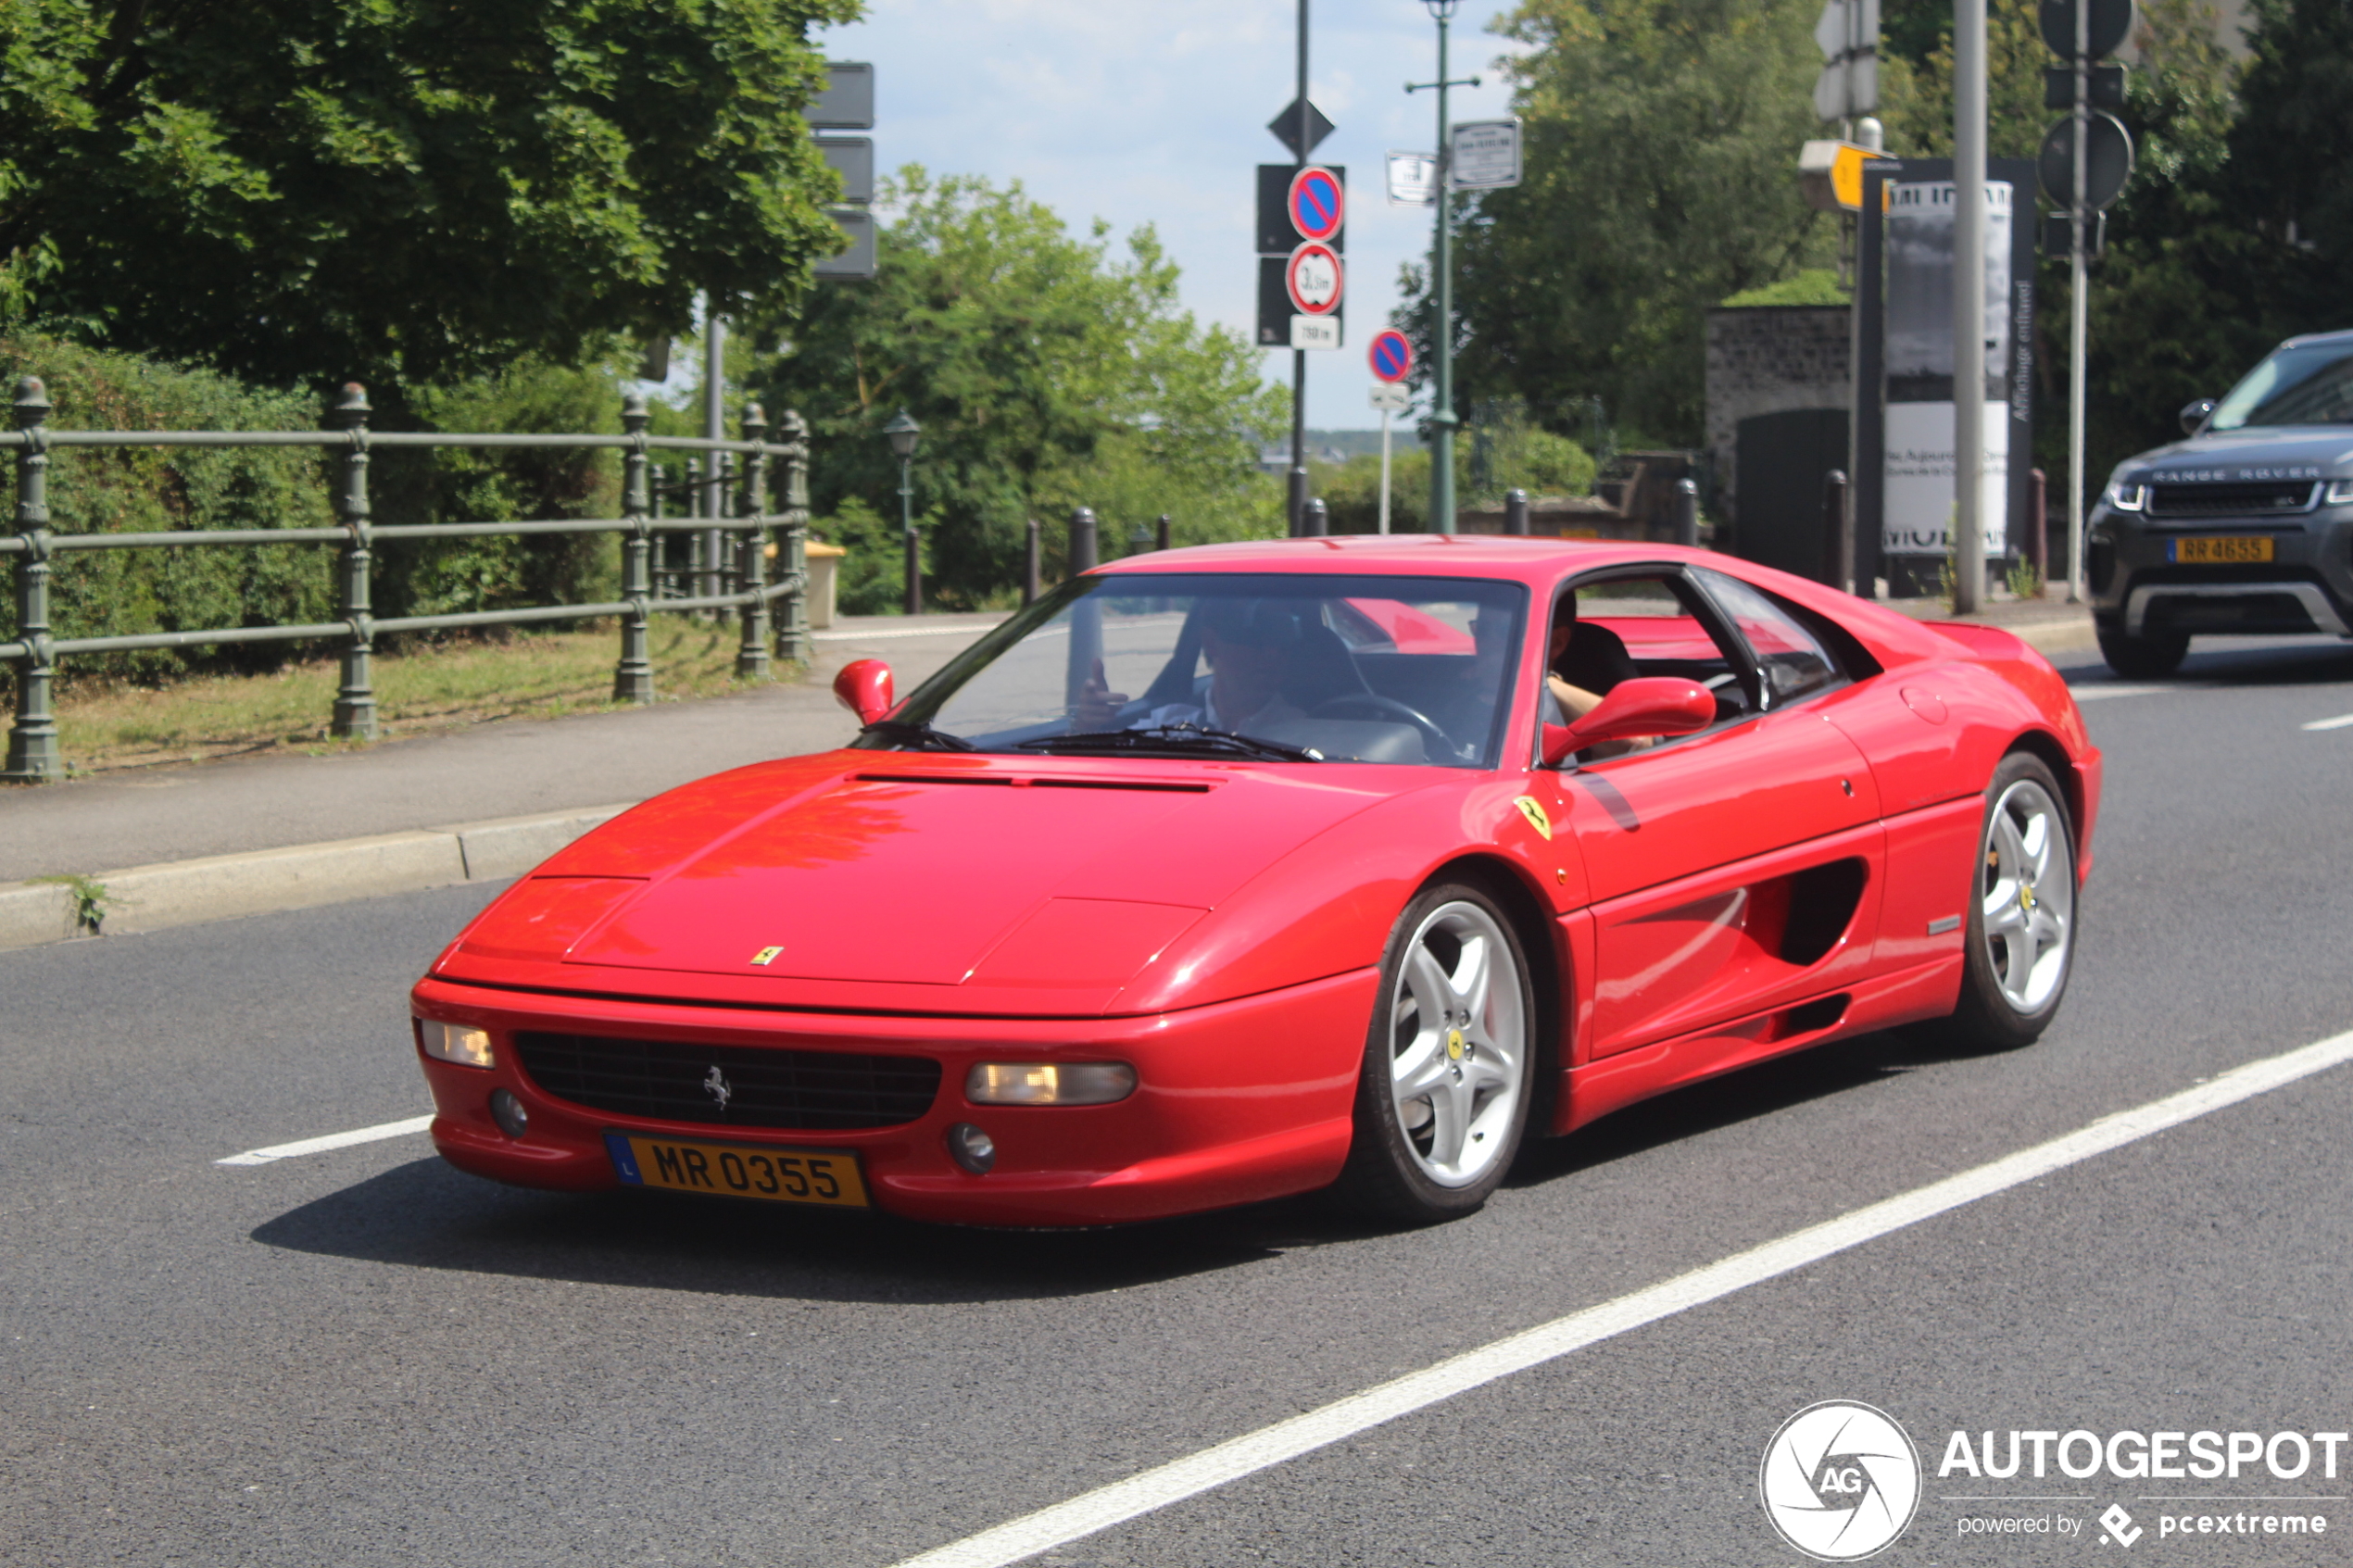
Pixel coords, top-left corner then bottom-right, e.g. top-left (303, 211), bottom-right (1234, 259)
top-left (0, 337), bottom-right (625, 686)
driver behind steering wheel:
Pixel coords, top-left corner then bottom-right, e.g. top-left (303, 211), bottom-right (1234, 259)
top-left (1073, 599), bottom-right (1305, 734)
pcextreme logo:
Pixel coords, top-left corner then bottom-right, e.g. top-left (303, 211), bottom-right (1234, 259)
top-left (1760, 1400), bottom-right (1923, 1562)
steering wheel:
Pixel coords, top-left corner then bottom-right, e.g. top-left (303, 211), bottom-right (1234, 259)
top-left (1309, 692), bottom-right (1459, 760)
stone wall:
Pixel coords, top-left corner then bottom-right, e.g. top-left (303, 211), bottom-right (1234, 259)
top-left (1704, 305), bottom-right (1851, 528)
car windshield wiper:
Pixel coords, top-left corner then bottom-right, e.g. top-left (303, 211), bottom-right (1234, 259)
top-left (1017, 723), bottom-right (1321, 762)
top-left (859, 718), bottom-right (975, 752)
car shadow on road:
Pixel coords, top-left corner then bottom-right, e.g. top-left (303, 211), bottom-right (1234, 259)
top-left (1506, 1025), bottom-right (1968, 1187)
top-left (250, 1155), bottom-right (1303, 1304)
top-left (2059, 638), bottom-right (2353, 690)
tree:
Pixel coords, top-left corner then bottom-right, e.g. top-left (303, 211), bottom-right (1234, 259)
top-left (0, 0), bottom-right (858, 399)
top-left (756, 169), bottom-right (1285, 608)
top-left (1397, 0), bottom-right (1837, 447)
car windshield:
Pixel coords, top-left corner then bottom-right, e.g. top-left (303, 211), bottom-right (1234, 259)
top-left (865, 572), bottom-right (1529, 767)
top-left (2208, 341), bottom-right (2353, 430)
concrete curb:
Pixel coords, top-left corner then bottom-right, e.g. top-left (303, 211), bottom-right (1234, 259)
top-left (0, 803), bottom-right (634, 953)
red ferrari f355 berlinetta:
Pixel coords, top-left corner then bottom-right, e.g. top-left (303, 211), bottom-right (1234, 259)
top-left (410, 538), bottom-right (2099, 1226)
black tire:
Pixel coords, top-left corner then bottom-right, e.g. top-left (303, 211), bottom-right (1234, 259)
top-left (1919, 752), bottom-right (2079, 1051)
top-left (1332, 881), bottom-right (1538, 1223)
top-left (2096, 625), bottom-right (2189, 680)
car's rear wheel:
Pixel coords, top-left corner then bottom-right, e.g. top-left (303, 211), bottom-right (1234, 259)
top-left (1927, 753), bottom-right (2078, 1050)
top-left (1334, 882), bottom-right (1536, 1223)
top-left (2096, 625), bottom-right (2189, 679)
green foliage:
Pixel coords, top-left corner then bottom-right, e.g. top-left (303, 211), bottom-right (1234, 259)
top-left (812, 496), bottom-right (906, 617)
top-left (1873, 0), bottom-right (2049, 160)
top-left (0, 333), bottom-right (339, 681)
top-left (755, 169), bottom-right (1287, 608)
top-left (1718, 270), bottom-right (1850, 307)
top-left (31, 872), bottom-right (112, 934)
top-left (1399, 0), bottom-right (1838, 446)
top-left (1315, 448), bottom-right (1432, 535)
top-left (0, 0), bottom-right (860, 398)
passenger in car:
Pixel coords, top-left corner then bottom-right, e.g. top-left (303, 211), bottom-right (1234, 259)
top-left (1546, 597), bottom-right (1655, 757)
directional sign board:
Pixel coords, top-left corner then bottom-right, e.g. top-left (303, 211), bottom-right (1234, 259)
top-left (810, 62), bottom-right (875, 130)
top-left (2037, 110), bottom-right (2133, 210)
top-left (1288, 167), bottom-right (1345, 243)
top-left (1450, 120), bottom-right (1523, 190)
top-left (814, 209), bottom-right (876, 280)
top-left (817, 137), bottom-right (874, 205)
top-left (2038, 0), bottom-right (2134, 58)
top-left (1387, 151), bottom-right (1438, 207)
top-left (1368, 330), bottom-right (1414, 383)
top-left (1257, 165), bottom-right (1346, 254)
top-left (1812, 0), bottom-right (1881, 121)
top-left (1286, 243), bottom-right (1343, 315)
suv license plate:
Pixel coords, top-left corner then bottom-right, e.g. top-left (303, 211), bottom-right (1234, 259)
top-left (2168, 535), bottom-right (2274, 564)
top-left (604, 1133), bottom-right (870, 1207)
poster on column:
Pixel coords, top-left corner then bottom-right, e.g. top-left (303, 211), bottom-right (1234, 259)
top-left (1882, 177), bottom-right (2013, 559)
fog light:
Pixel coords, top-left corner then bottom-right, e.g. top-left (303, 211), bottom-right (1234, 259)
top-left (488, 1088), bottom-right (529, 1139)
top-left (947, 1123), bottom-right (996, 1174)
top-left (419, 1018), bottom-right (494, 1068)
top-left (965, 1061), bottom-right (1137, 1106)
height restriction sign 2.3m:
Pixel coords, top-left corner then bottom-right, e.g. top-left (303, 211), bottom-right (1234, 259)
top-left (1286, 242), bottom-right (1343, 316)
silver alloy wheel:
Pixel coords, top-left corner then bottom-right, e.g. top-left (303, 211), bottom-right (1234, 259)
top-left (1980, 777), bottom-right (2075, 1013)
top-left (1385, 899), bottom-right (1529, 1188)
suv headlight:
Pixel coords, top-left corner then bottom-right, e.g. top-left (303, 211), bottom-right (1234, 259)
top-left (2104, 480), bottom-right (2147, 512)
top-left (2327, 479), bottom-right (2353, 505)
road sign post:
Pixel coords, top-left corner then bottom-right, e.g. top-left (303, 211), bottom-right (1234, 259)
top-left (1369, 332), bottom-right (1415, 535)
top-left (2041, 0), bottom-right (2137, 605)
top-left (1408, 4), bottom-right (1482, 536)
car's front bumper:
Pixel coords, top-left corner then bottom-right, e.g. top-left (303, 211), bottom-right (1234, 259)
top-left (409, 968), bottom-right (1376, 1227)
top-left (2088, 502), bottom-right (2353, 638)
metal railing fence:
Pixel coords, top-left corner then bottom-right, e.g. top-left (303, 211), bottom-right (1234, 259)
top-left (0, 378), bottom-right (813, 783)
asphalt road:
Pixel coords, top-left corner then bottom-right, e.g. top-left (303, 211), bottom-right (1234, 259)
top-left (6, 635), bottom-right (2351, 1567)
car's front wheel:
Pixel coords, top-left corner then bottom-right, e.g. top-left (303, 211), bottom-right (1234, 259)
top-left (1334, 882), bottom-right (1536, 1223)
top-left (2096, 624), bottom-right (2189, 679)
top-left (1925, 752), bottom-right (2079, 1050)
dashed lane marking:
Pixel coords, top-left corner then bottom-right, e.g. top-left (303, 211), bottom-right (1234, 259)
top-left (2069, 684), bottom-right (2170, 701)
top-left (215, 1114), bottom-right (434, 1167)
top-left (887, 1027), bottom-right (2353, 1568)
top-left (2300, 713), bottom-right (2353, 731)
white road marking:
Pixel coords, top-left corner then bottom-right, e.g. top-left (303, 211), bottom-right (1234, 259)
top-left (888, 1027), bottom-right (2353, 1568)
top-left (2299, 713), bottom-right (2353, 731)
top-left (215, 1114), bottom-right (434, 1167)
top-left (2069, 684), bottom-right (2170, 701)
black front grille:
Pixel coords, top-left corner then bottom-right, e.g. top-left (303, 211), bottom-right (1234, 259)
top-left (2147, 481), bottom-right (2316, 517)
top-left (514, 1032), bottom-right (942, 1130)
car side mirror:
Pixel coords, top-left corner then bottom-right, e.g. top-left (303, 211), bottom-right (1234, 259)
top-left (2180, 397), bottom-right (2215, 436)
top-left (833, 659), bottom-right (896, 726)
top-left (1541, 677), bottom-right (1717, 768)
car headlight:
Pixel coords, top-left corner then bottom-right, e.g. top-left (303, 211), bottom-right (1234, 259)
top-left (965, 1061), bottom-right (1138, 1106)
top-left (2327, 479), bottom-right (2353, 505)
top-left (2104, 480), bottom-right (2147, 512)
top-left (418, 1018), bottom-right (495, 1068)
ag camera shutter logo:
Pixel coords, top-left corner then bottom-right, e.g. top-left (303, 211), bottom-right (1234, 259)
top-left (1760, 1400), bottom-right (1922, 1561)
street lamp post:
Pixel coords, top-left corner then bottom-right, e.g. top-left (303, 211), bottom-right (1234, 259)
top-left (1409, 0), bottom-right (1478, 536)
top-left (883, 409), bottom-right (922, 616)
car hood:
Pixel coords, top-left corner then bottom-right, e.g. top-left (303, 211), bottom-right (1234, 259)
top-left (461, 754), bottom-right (1419, 998)
top-left (2119, 427), bottom-right (2353, 481)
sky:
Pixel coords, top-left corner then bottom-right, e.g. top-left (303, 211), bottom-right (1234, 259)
top-left (809, 1), bottom-right (1529, 431)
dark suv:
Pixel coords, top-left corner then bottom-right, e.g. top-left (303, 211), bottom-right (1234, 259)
top-left (2088, 329), bottom-right (2353, 676)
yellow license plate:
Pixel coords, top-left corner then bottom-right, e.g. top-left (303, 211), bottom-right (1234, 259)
top-left (604, 1133), bottom-right (869, 1208)
top-left (2169, 534), bottom-right (2274, 564)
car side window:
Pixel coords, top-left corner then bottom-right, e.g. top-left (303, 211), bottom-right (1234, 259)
top-left (1693, 570), bottom-right (1843, 709)
top-left (1540, 571), bottom-right (1760, 755)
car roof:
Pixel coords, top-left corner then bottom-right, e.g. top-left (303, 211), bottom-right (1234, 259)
top-left (1091, 534), bottom-right (1713, 584)
top-left (2280, 326), bottom-right (2353, 350)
